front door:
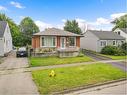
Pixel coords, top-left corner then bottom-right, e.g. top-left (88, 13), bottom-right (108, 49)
top-left (60, 37), bottom-right (66, 49)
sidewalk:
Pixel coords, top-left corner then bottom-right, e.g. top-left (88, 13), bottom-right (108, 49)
top-left (30, 59), bottom-right (126, 71)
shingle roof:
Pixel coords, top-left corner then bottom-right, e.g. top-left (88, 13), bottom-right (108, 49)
top-left (0, 21), bottom-right (7, 37)
top-left (88, 30), bottom-right (125, 40)
top-left (33, 28), bottom-right (83, 37)
top-left (120, 28), bottom-right (127, 33)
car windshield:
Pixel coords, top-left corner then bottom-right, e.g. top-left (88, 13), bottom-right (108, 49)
top-left (18, 47), bottom-right (26, 51)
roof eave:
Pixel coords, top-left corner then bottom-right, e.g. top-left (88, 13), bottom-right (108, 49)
top-left (33, 34), bottom-right (84, 37)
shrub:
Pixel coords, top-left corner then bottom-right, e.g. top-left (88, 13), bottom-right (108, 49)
top-left (78, 53), bottom-right (84, 57)
top-left (121, 43), bottom-right (127, 51)
top-left (101, 46), bottom-right (126, 56)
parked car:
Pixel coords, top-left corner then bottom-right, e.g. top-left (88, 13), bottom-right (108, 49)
top-left (16, 47), bottom-right (28, 57)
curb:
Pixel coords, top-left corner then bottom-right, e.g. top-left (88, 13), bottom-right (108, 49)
top-left (52, 78), bottom-right (127, 95)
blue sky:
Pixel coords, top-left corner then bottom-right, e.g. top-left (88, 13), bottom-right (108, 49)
top-left (0, 0), bottom-right (126, 31)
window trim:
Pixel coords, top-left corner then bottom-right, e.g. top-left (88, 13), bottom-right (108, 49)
top-left (113, 40), bottom-right (117, 46)
top-left (100, 40), bottom-right (107, 47)
top-left (40, 36), bottom-right (57, 47)
top-left (68, 37), bottom-right (76, 47)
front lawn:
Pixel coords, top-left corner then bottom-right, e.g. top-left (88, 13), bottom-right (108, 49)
top-left (32, 63), bottom-right (126, 94)
top-left (89, 51), bottom-right (126, 60)
top-left (106, 55), bottom-right (126, 60)
top-left (29, 56), bottom-right (93, 67)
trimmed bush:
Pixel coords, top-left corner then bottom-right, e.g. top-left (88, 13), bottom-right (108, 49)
top-left (121, 43), bottom-right (127, 51)
top-left (78, 53), bottom-right (84, 57)
top-left (101, 46), bottom-right (126, 56)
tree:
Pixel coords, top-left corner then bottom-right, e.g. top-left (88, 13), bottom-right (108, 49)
top-left (0, 13), bottom-right (21, 46)
top-left (64, 20), bottom-right (82, 34)
top-left (19, 17), bottom-right (39, 45)
top-left (112, 14), bottom-right (127, 31)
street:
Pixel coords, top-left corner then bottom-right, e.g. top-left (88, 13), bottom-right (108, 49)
top-left (65, 80), bottom-right (127, 95)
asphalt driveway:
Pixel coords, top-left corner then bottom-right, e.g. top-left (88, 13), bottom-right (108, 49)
top-left (83, 50), bottom-right (127, 71)
top-left (0, 51), bottom-right (39, 95)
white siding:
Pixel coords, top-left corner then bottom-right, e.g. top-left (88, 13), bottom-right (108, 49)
top-left (97, 40), bottom-right (125, 52)
top-left (80, 31), bottom-right (99, 52)
top-left (0, 38), bottom-right (4, 56)
top-left (3, 23), bottom-right (12, 53)
top-left (114, 29), bottom-right (127, 41)
top-left (0, 23), bottom-right (12, 56)
top-left (81, 31), bottom-right (125, 52)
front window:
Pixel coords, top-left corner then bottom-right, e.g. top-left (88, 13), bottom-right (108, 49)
top-left (41, 36), bottom-right (56, 47)
top-left (121, 41), bottom-right (124, 44)
top-left (100, 40), bottom-right (107, 47)
top-left (69, 37), bottom-right (76, 47)
top-left (113, 40), bottom-right (116, 46)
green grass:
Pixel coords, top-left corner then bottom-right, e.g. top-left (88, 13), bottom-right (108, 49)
top-left (32, 63), bottom-right (126, 94)
top-left (104, 55), bottom-right (126, 60)
top-left (29, 56), bottom-right (93, 67)
top-left (83, 49), bottom-right (126, 60)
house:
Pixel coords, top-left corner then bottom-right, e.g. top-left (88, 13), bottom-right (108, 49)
top-left (80, 30), bottom-right (125, 52)
top-left (32, 28), bottom-right (83, 57)
top-left (114, 28), bottom-right (127, 41)
top-left (0, 21), bottom-right (13, 56)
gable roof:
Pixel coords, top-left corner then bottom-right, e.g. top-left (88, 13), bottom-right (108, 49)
top-left (88, 30), bottom-right (125, 40)
top-left (33, 28), bottom-right (83, 37)
top-left (120, 28), bottom-right (127, 33)
top-left (0, 21), bottom-right (7, 37)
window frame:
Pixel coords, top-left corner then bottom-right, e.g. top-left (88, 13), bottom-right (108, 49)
top-left (68, 37), bottom-right (76, 47)
top-left (100, 40), bottom-right (107, 47)
top-left (40, 36), bottom-right (57, 47)
top-left (113, 40), bottom-right (117, 46)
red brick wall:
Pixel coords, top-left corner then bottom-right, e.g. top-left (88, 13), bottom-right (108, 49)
top-left (57, 36), bottom-right (60, 48)
top-left (32, 36), bottom-right (80, 49)
top-left (76, 37), bottom-right (80, 47)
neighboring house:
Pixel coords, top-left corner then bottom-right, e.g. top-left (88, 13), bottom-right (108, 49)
top-left (81, 30), bottom-right (125, 52)
top-left (0, 21), bottom-right (13, 56)
top-left (32, 28), bottom-right (83, 57)
top-left (114, 28), bottom-right (127, 41)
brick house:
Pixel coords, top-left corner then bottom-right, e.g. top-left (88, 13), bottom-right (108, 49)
top-left (32, 28), bottom-right (83, 57)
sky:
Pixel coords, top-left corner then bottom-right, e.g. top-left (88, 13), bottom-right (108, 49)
top-left (0, 0), bottom-right (126, 32)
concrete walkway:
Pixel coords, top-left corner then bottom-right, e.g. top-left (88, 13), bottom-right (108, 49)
top-left (30, 59), bottom-right (126, 71)
top-left (65, 80), bottom-right (127, 95)
top-left (0, 52), bottom-right (39, 95)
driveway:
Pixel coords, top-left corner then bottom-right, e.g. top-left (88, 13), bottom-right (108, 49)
top-left (0, 51), bottom-right (39, 95)
top-left (83, 50), bottom-right (127, 71)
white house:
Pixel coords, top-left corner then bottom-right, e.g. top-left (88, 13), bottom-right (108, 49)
top-left (81, 30), bottom-right (125, 52)
top-left (0, 21), bottom-right (13, 56)
top-left (114, 28), bottom-right (127, 41)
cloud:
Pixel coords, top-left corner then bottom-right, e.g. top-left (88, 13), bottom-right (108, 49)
top-left (10, 1), bottom-right (25, 9)
top-left (0, 5), bottom-right (7, 11)
top-left (88, 17), bottom-right (110, 26)
top-left (36, 12), bottom-right (126, 32)
top-left (61, 19), bottom-right (66, 23)
top-left (35, 20), bottom-right (53, 31)
top-left (75, 18), bottom-right (88, 32)
top-left (19, 16), bottom-right (25, 19)
top-left (110, 13), bottom-right (126, 19)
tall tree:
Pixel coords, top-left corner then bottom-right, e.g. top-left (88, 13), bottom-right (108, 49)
top-left (19, 17), bottom-right (39, 45)
top-left (0, 13), bottom-right (21, 46)
top-left (112, 14), bottom-right (127, 31)
top-left (64, 20), bottom-right (82, 34)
